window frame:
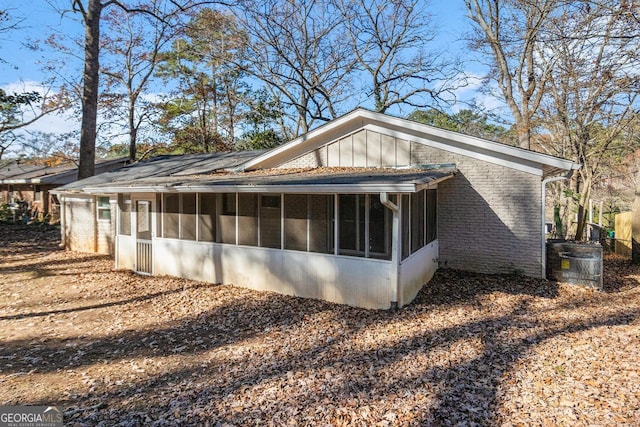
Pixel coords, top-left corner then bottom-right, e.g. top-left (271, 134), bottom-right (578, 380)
top-left (97, 196), bottom-right (112, 222)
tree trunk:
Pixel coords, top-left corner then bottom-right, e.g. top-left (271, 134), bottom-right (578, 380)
top-left (574, 176), bottom-right (592, 241)
top-left (78, 0), bottom-right (102, 179)
top-left (554, 203), bottom-right (563, 239)
top-left (632, 171), bottom-right (640, 264)
top-left (517, 113), bottom-right (531, 150)
top-left (128, 96), bottom-right (137, 162)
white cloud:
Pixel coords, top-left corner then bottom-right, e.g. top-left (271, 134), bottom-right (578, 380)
top-left (449, 72), bottom-right (510, 118)
top-left (2, 80), bottom-right (79, 135)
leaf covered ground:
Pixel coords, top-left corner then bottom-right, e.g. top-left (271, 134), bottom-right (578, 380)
top-left (0, 224), bottom-right (639, 426)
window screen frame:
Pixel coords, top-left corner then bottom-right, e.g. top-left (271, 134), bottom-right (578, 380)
top-left (118, 194), bottom-right (131, 236)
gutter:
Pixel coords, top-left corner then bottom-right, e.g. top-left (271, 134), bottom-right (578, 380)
top-left (380, 192), bottom-right (400, 310)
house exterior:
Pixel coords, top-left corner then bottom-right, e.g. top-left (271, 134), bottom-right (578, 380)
top-left (0, 157), bottom-right (128, 221)
top-left (54, 109), bottom-right (579, 309)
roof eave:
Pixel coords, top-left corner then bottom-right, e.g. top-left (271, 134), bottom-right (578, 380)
top-left (241, 108), bottom-right (579, 173)
top-left (61, 172), bottom-right (455, 195)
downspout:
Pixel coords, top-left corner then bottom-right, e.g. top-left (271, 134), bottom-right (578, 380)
top-left (59, 194), bottom-right (66, 249)
top-left (380, 192), bottom-right (400, 310)
top-left (541, 172), bottom-right (572, 278)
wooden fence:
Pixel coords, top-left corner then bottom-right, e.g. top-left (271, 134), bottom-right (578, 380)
top-left (615, 211), bottom-right (632, 258)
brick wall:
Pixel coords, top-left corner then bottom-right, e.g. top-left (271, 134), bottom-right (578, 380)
top-left (279, 146), bottom-right (327, 169)
top-left (410, 143), bottom-right (542, 277)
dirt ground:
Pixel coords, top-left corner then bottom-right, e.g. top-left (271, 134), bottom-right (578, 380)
top-left (0, 224), bottom-right (639, 426)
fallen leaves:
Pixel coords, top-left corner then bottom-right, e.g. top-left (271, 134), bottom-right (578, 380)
top-left (0, 224), bottom-right (639, 425)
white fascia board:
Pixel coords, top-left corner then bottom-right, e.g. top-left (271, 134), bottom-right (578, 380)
top-left (82, 185), bottom-right (171, 194)
top-left (3, 170), bottom-right (78, 185)
top-left (240, 110), bottom-right (366, 171)
top-left (176, 183), bottom-right (421, 194)
top-left (242, 108), bottom-right (577, 174)
top-left (68, 173), bottom-right (455, 195)
top-left (178, 173), bottom-right (454, 194)
top-left (363, 112), bottom-right (578, 171)
top-left (2, 179), bottom-right (40, 184)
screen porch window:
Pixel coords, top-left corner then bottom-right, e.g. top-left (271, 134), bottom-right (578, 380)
top-left (284, 194), bottom-right (307, 251)
top-left (154, 191), bottom-right (396, 260)
top-left (401, 188), bottom-right (438, 261)
top-left (181, 193), bottom-right (196, 241)
top-left (163, 194), bottom-right (180, 239)
top-left (260, 194), bottom-right (281, 248)
top-left (411, 190), bottom-right (425, 253)
top-left (426, 189), bottom-right (437, 244)
top-left (338, 194), bottom-right (391, 260)
top-left (238, 193), bottom-right (258, 246)
top-left (339, 194), bottom-right (365, 256)
top-left (118, 195), bottom-right (131, 235)
top-left (308, 194), bottom-right (334, 254)
top-left (161, 193), bottom-right (197, 240)
top-left (219, 193), bottom-right (237, 244)
top-left (284, 194), bottom-right (334, 253)
top-left (198, 193), bottom-right (217, 242)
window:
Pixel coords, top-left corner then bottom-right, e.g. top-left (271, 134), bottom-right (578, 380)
top-left (118, 195), bottom-right (131, 235)
top-left (283, 194), bottom-right (334, 254)
top-left (401, 189), bottom-right (438, 261)
top-left (136, 200), bottom-right (151, 239)
top-left (426, 189), bottom-right (437, 243)
top-left (284, 194), bottom-right (308, 251)
top-left (338, 194), bottom-right (391, 259)
top-left (238, 194), bottom-right (258, 246)
top-left (97, 196), bottom-right (111, 221)
top-left (411, 190), bottom-right (425, 253)
top-left (309, 195), bottom-right (334, 254)
top-left (156, 194), bottom-right (162, 238)
top-left (219, 193), bottom-right (236, 244)
top-left (260, 194), bottom-right (281, 248)
top-left (401, 195), bottom-right (410, 260)
top-left (163, 194), bottom-right (180, 239)
top-left (368, 195), bottom-right (391, 259)
top-left (181, 193), bottom-right (196, 241)
top-left (34, 185), bottom-right (43, 202)
top-left (339, 194), bottom-right (365, 255)
top-left (199, 194), bottom-right (217, 242)
top-left (150, 191), bottom-right (398, 261)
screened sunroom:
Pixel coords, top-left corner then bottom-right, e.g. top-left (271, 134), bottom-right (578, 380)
top-left (109, 167), bottom-right (453, 309)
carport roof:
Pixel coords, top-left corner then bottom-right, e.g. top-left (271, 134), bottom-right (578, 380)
top-left (0, 157), bottom-right (128, 185)
top-left (55, 150), bottom-right (267, 192)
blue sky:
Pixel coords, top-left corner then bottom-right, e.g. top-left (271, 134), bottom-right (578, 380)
top-left (0, 0), bottom-right (497, 150)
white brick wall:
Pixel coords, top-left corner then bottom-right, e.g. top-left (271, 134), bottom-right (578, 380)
top-left (410, 142), bottom-right (542, 277)
top-left (278, 147), bottom-right (327, 169)
top-left (64, 196), bottom-right (96, 253)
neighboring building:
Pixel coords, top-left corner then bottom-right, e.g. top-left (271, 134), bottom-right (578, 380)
top-left (0, 158), bottom-right (128, 221)
top-left (54, 109), bottom-right (579, 309)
